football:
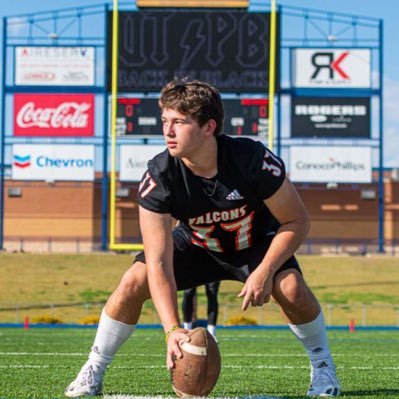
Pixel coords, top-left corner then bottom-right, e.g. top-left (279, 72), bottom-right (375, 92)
top-left (171, 327), bottom-right (221, 397)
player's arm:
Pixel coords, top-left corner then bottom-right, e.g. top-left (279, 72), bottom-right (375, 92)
top-left (139, 206), bottom-right (188, 367)
top-left (239, 177), bottom-right (309, 310)
top-left (262, 176), bottom-right (309, 264)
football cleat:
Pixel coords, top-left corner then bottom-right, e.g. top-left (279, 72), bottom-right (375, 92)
top-left (65, 362), bottom-right (104, 397)
top-left (307, 364), bottom-right (340, 397)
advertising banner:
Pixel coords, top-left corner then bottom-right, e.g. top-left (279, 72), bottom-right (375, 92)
top-left (292, 48), bottom-right (371, 88)
top-left (291, 97), bottom-right (370, 138)
top-left (108, 10), bottom-right (280, 93)
top-left (14, 94), bottom-right (95, 137)
top-left (12, 145), bottom-right (95, 181)
top-left (289, 146), bottom-right (372, 183)
top-left (119, 145), bottom-right (165, 181)
top-left (15, 46), bottom-right (95, 86)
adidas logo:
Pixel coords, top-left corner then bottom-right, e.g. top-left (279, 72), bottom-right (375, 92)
top-left (312, 347), bottom-right (323, 353)
top-left (226, 189), bottom-right (244, 200)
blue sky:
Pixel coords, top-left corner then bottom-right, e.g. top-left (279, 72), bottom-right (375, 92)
top-left (1, 0), bottom-right (398, 166)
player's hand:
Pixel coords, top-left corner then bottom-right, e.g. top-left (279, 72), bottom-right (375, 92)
top-left (166, 328), bottom-right (190, 370)
top-left (237, 268), bottom-right (274, 311)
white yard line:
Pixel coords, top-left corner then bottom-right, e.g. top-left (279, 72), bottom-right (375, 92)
top-left (0, 352), bottom-right (162, 356)
top-left (1, 364), bottom-right (399, 370)
top-left (103, 396), bottom-right (282, 399)
top-left (1, 351), bottom-right (398, 357)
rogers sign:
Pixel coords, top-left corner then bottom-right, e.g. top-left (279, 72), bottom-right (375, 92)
top-left (14, 94), bottom-right (94, 136)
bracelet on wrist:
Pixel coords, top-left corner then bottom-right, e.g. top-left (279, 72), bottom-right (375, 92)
top-left (165, 325), bottom-right (181, 343)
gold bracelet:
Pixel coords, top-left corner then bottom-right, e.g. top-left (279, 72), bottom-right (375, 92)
top-left (165, 325), bottom-right (180, 343)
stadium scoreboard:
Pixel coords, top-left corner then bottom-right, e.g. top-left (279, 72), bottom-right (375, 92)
top-left (108, 10), bottom-right (279, 93)
top-left (116, 98), bottom-right (269, 137)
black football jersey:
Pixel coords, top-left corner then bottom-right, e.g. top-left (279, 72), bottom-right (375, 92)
top-left (138, 135), bottom-right (285, 255)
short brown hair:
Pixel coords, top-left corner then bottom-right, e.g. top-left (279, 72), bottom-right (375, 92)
top-left (159, 78), bottom-right (224, 136)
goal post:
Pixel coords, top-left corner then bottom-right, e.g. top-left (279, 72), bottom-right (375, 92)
top-left (109, 0), bottom-right (144, 251)
top-left (268, 0), bottom-right (277, 151)
top-left (108, 0), bottom-right (278, 251)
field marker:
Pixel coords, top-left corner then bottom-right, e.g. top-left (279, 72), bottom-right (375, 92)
top-left (0, 365), bottom-right (64, 369)
top-left (1, 351), bottom-right (399, 357)
top-left (1, 364), bottom-right (399, 371)
top-left (103, 396), bottom-right (282, 399)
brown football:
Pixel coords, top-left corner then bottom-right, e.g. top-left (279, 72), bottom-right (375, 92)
top-left (170, 327), bottom-right (221, 397)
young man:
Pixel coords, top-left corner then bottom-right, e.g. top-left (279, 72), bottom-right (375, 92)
top-left (65, 79), bottom-right (340, 397)
top-left (182, 281), bottom-right (220, 340)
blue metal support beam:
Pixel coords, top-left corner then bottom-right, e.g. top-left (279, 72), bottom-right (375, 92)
top-left (0, 18), bottom-right (7, 249)
top-left (101, 4), bottom-right (110, 251)
top-left (378, 19), bottom-right (385, 253)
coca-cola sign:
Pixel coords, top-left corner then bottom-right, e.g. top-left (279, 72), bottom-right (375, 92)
top-left (14, 94), bottom-right (94, 136)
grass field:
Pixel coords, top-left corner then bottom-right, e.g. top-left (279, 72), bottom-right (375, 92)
top-left (0, 327), bottom-right (398, 399)
top-left (1, 253), bottom-right (399, 325)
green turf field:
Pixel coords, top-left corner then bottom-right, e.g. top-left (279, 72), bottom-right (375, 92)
top-left (0, 327), bottom-right (398, 399)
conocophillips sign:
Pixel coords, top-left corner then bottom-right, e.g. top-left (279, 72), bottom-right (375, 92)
top-left (12, 145), bottom-right (95, 181)
top-left (289, 146), bottom-right (372, 183)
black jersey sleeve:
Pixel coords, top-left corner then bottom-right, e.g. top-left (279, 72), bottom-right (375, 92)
top-left (254, 144), bottom-right (286, 200)
top-left (137, 161), bottom-right (172, 214)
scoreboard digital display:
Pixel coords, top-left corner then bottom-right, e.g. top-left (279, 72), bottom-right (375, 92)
top-left (116, 98), bottom-right (269, 137)
top-left (223, 99), bottom-right (269, 137)
top-left (116, 98), bottom-right (161, 136)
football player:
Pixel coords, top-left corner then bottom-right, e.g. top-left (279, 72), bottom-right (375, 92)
top-left (65, 79), bottom-right (340, 397)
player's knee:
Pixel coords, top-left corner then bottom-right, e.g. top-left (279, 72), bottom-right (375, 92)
top-left (274, 270), bottom-right (309, 306)
top-left (117, 261), bottom-right (150, 302)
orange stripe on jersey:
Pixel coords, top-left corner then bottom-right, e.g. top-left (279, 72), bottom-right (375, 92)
top-left (139, 171), bottom-right (157, 198)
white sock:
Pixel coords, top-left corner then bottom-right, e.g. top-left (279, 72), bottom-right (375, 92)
top-left (88, 309), bottom-right (136, 371)
top-left (207, 324), bottom-right (216, 336)
top-left (288, 311), bottom-right (334, 370)
top-left (183, 322), bottom-right (192, 330)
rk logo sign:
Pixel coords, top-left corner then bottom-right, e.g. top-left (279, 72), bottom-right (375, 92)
top-left (311, 51), bottom-right (349, 80)
top-left (293, 48), bottom-right (371, 88)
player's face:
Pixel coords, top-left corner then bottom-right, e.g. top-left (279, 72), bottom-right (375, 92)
top-left (161, 108), bottom-right (211, 158)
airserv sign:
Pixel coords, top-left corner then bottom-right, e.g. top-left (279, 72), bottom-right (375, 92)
top-left (12, 144), bottom-right (95, 181)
